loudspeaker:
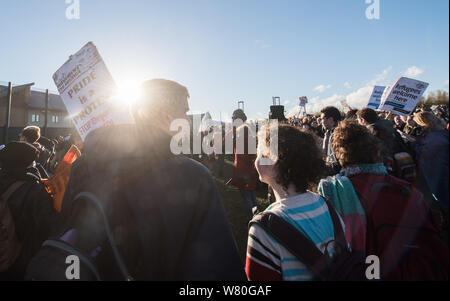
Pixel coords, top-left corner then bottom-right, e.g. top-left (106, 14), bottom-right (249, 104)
top-left (269, 105), bottom-right (287, 122)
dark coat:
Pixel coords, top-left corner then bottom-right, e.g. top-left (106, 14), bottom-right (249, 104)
top-left (60, 125), bottom-right (247, 281)
top-left (369, 119), bottom-right (406, 157)
top-left (414, 130), bottom-right (449, 212)
top-left (0, 167), bottom-right (60, 280)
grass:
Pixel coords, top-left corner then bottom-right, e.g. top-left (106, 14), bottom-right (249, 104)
top-left (201, 156), bottom-right (270, 261)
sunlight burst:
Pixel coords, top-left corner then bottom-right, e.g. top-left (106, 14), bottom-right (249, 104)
top-left (110, 81), bottom-right (142, 106)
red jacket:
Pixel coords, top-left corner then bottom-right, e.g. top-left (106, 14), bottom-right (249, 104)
top-left (225, 125), bottom-right (258, 191)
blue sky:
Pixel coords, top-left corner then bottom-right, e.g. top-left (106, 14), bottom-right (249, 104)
top-left (0, 0), bottom-right (448, 120)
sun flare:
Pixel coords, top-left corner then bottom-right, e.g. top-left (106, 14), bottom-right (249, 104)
top-left (111, 81), bottom-right (142, 106)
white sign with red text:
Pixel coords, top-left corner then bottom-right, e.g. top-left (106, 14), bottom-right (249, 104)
top-left (53, 42), bottom-right (133, 141)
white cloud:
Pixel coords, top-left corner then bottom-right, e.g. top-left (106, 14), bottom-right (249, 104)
top-left (286, 106), bottom-right (302, 118)
top-left (444, 80), bottom-right (449, 90)
top-left (287, 67), bottom-right (394, 114)
top-left (344, 82), bottom-right (351, 89)
top-left (286, 67), bottom-right (430, 115)
top-left (283, 100), bottom-right (290, 105)
top-left (368, 66), bottom-right (392, 86)
top-left (403, 66), bottom-right (424, 78)
top-left (344, 66), bottom-right (394, 111)
top-left (314, 84), bottom-right (332, 93)
top-left (311, 94), bottom-right (343, 113)
top-left (341, 66), bottom-right (394, 111)
top-left (346, 86), bottom-right (374, 109)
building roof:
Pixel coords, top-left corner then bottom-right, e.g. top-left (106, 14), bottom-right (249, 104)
top-left (1, 83), bottom-right (67, 113)
top-left (0, 83), bottom-right (35, 98)
top-left (28, 90), bottom-right (67, 112)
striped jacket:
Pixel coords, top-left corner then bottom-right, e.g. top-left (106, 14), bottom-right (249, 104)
top-left (245, 192), bottom-right (343, 281)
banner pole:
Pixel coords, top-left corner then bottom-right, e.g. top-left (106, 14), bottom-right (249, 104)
top-left (44, 89), bottom-right (49, 137)
top-left (3, 82), bottom-right (13, 144)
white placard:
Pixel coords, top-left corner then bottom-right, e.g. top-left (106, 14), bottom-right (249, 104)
top-left (53, 42), bottom-right (133, 141)
top-left (378, 77), bottom-right (429, 116)
top-left (367, 86), bottom-right (386, 110)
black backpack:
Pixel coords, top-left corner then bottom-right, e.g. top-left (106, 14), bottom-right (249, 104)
top-left (25, 192), bottom-right (133, 281)
top-left (250, 199), bottom-right (368, 281)
top-left (0, 181), bottom-right (26, 273)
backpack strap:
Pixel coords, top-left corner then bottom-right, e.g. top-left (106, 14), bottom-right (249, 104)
top-left (73, 192), bottom-right (133, 281)
top-left (250, 212), bottom-right (329, 280)
top-left (1, 181), bottom-right (26, 202)
top-left (42, 239), bottom-right (102, 281)
top-left (322, 198), bottom-right (347, 247)
top-left (249, 197), bottom-right (348, 281)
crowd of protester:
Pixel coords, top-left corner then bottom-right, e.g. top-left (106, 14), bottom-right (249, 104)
top-left (0, 79), bottom-right (448, 281)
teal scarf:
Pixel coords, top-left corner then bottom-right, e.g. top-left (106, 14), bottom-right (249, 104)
top-left (318, 163), bottom-right (387, 251)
